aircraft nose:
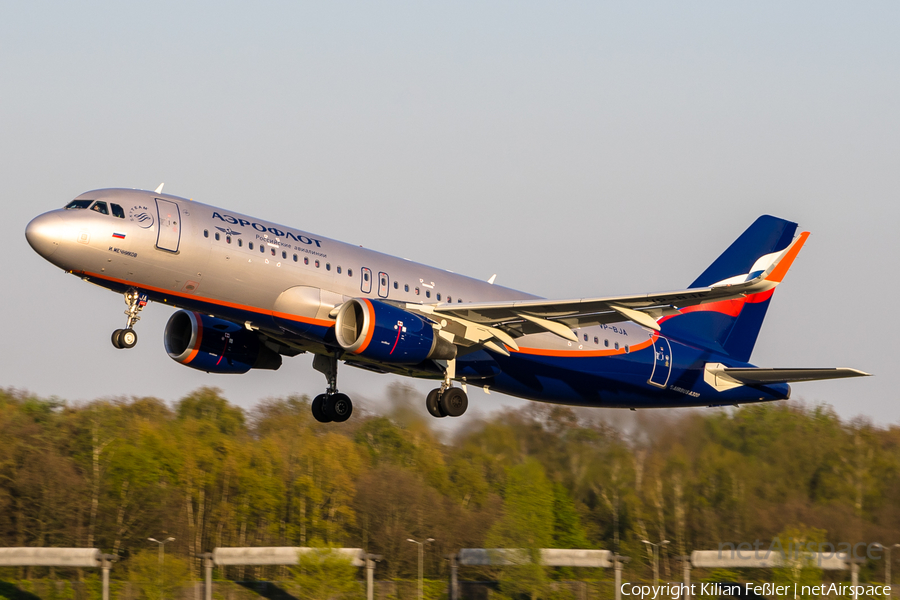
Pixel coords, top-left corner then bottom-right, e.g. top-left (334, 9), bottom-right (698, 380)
top-left (25, 212), bottom-right (64, 258)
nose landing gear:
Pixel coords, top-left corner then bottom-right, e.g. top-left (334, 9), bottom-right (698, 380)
top-left (311, 354), bottom-right (353, 423)
top-left (111, 289), bottom-right (147, 349)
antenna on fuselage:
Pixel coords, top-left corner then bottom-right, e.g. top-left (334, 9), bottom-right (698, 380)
top-left (154, 183), bottom-right (165, 194)
top-left (487, 274), bottom-right (497, 285)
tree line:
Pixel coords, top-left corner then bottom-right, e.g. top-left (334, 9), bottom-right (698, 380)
top-left (0, 383), bottom-right (896, 585)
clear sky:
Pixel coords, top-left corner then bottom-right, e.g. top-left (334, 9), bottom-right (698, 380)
top-left (2, 2), bottom-right (897, 424)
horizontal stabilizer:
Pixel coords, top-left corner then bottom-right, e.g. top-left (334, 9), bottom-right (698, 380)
top-left (704, 363), bottom-right (870, 392)
top-left (724, 367), bottom-right (871, 384)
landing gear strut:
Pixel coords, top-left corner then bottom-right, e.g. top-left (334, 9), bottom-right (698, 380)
top-left (311, 354), bottom-right (353, 423)
top-left (426, 359), bottom-right (468, 418)
top-left (111, 288), bottom-right (147, 349)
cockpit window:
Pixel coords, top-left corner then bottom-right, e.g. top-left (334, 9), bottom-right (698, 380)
top-left (111, 203), bottom-right (125, 218)
top-left (65, 200), bottom-right (93, 210)
top-left (90, 201), bottom-right (109, 215)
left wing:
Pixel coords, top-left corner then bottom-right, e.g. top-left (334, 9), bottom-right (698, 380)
top-left (402, 232), bottom-right (809, 354)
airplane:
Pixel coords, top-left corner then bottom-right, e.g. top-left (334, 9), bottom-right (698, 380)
top-left (25, 186), bottom-right (868, 422)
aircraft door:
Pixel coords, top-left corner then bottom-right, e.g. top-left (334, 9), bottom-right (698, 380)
top-left (378, 272), bottom-right (389, 298)
top-left (360, 267), bottom-right (372, 294)
top-left (648, 337), bottom-right (672, 388)
top-left (155, 199), bottom-right (181, 252)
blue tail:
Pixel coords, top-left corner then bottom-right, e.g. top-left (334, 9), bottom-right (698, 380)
top-left (660, 215), bottom-right (799, 362)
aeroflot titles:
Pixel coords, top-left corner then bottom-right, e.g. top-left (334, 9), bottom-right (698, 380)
top-left (212, 212), bottom-right (323, 247)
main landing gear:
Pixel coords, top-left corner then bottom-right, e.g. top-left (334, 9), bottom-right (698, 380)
top-left (111, 288), bottom-right (147, 350)
top-left (426, 359), bottom-right (468, 418)
top-left (311, 354), bottom-right (353, 423)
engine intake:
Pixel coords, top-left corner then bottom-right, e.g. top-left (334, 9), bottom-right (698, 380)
top-left (334, 298), bottom-right (456, 363)
top-left (164, 310), bottom-right (282, 374)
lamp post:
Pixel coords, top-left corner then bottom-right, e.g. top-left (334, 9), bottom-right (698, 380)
top-left (148, 537), bottom-right (175, 582)
top-left (642, 539), bottom-right (669, 585)
top-left (407, 537), bottom-right (434, 600)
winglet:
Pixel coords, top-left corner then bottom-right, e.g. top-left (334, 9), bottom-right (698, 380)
top-left (155, 183), bottom-right (165, 194)
top-left (487, 274), bottom-right (497, 285)
top-left (765, 231), bottom-right (809, 283)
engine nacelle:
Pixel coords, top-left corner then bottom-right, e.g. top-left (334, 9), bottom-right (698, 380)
top-left (334, 298), bottom-right (456, 363)
top-left (164, 310), bottom-right (282, 374)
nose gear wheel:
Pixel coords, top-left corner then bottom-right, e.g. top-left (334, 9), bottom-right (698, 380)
top-left (111, 288), bottom-right (147, 349)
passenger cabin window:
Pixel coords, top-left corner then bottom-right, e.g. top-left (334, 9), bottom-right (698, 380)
top-left (348, 268), bottom-right (353, 277)
top-left (226, 236), bottom-right (231, 244)
top-left (293, 254), bottom-right (298, 262)
top-left (65, 199), bottom-right (93, 210)
top-left (604, 340), bottom-right (609, 347)
top-left (249, 242), bottom-right (254, 250)
top-left (91, 201), bottom-right (109, 215)
top-left (457, 298), bottom-right (462, 303)
top-left (315, 260), bottom-right (320, 268)
top-left (204, 230), bottom-right (209, 238)
top-left (337, 266), bottom-right (342, 274)
top-left (615, 342), bottom-right (619, 350)
top-left (111, 204), bottom-right (125, 218)
top-left (270, 248), bottom-right (275, 256)
top-left (594, 336), bottom-right (599, 344)
top-left (426, 290), bottom-right (431, 298)
top-left (404, 284), bottom-right (409, 292)
top-left (415, 287), bottom-right (420, 295)
top-left (393, 281), bottom-right (398, 289)
top-left (282, 251), bottom-right (287, 259)
top-left (584, 334), bottom-right (588, 342)
top-left (260, 245), bottom-right (264, 253)
top-left (238, 239), bottom-right (242, 247)
top-left (304, 257), bottom-right (309, 265)
top-left (326, 263), bottom-right (331, 271)
top-left (436, 293), bottom-right (441, 301)
top-left (215, 232), bottom-right (220, 241)
top-left (447, 296), bottom-right (452, 303)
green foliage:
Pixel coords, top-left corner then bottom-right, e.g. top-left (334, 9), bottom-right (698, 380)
top-left (771, 525), bottom-right (825, 599)
top-left (291, 546), bottom-right (362, 600)
top-left (3, 386), bottom-right (900, 589)
top-left (127, 550), bottom-right (190, 600)
top-left (551, 483), bottom-right (590, 549)
top-left (487, 459), bottom-right (555, 599)
top-left (175, 387), bottom-right (245, 435)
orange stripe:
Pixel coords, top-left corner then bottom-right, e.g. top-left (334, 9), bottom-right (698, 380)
top-left (511, 335), bottom-right (655, 358)
top-left (354, 299), bottom-right (377, 354)
top-left (76, 271), bottom-right (335, 328)
top-left (183, 312), bottom-right (203, 364)
top-left (765, 231), bottom-right (809, 283)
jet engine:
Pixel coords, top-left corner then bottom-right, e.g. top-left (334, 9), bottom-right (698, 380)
top-left (334, 298), bottom-right (456, 363)
top-left (164, 310), bottom-right (282, 374)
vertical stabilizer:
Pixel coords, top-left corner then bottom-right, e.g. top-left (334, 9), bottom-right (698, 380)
top-left (660, 215), bottom-right (799, 362)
